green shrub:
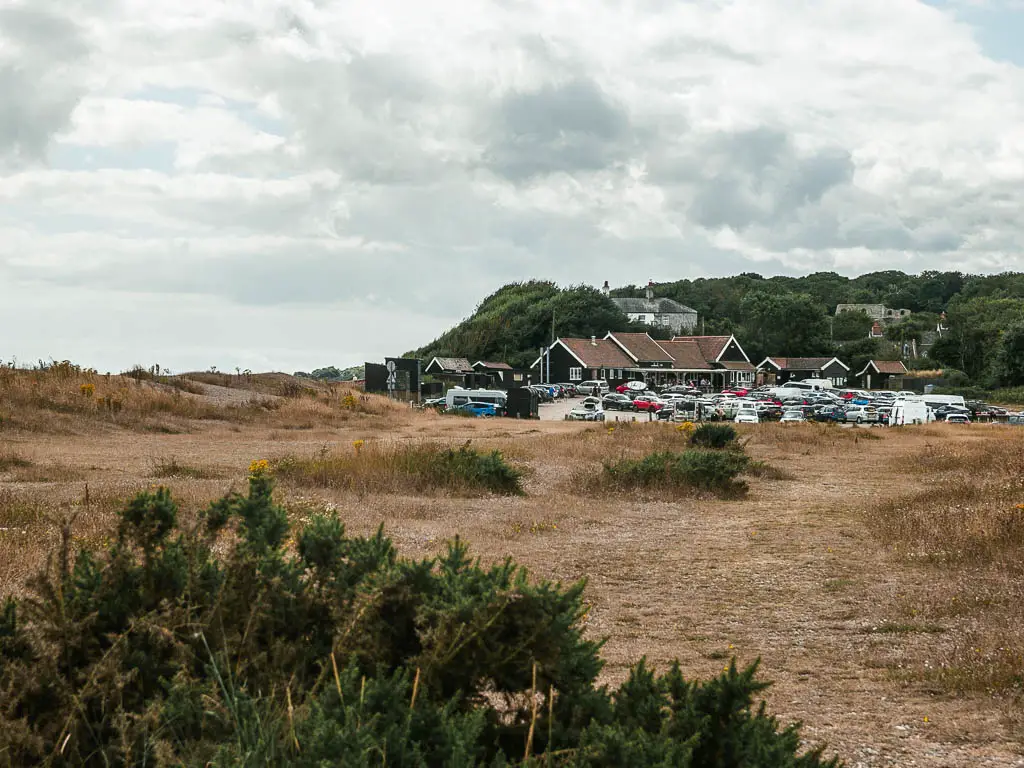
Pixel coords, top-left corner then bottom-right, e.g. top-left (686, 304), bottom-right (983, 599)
top-left (600, 449), bottom-right (749, 497)
top-left (988, 387), bottom-right (1024, 405)
top-left (690, 423), bottom-right (738, 449)
top-left (0, 469), bottom-right (839, 766)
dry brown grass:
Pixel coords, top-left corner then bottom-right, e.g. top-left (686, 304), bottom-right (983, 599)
top-left (743, 421), bottom-right (881, 454)
top-left (149, 457), bottom-right (223, 480)
top-left (0, 363), bottom-right (408, 434)
top-left (864, 429), bottom-right (1024, 699)
top-left (523, 420), bottom-right (695, 464)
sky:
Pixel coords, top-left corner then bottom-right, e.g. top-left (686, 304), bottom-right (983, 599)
top-left (2, 0), bottom-right (1024, 373)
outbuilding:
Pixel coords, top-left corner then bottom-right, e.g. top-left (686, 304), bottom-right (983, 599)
top-left (858, 360), bottom-right (908, 391)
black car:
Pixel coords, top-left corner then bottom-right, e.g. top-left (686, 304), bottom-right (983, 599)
top-left (602, 393), bottom-right (635, 411)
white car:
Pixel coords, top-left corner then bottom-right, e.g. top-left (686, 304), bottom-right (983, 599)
top-left (734, 408), bottom-right (759, 424)
top-left (565, 400), bottom-right (605, 421)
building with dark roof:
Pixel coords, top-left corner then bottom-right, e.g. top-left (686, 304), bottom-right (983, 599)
top-left (606, 281), bottom-right (698, 334)
top-left (531, 332), bottom-right (754, 389)
top-left (757, 356), bottom-right (850, 386)
top-left (858, 360), bottom-right (908, 390)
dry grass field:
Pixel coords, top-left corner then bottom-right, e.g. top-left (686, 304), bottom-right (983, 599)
top-left (2, 365), bottom-right (1024, 766)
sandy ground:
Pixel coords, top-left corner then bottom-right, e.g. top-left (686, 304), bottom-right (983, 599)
top-left (2, 413), bottom-right (1023, 767)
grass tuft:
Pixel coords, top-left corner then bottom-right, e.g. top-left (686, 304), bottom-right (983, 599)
top-left (0, 453), bottom-right (33, 472)
top-left (274, 442), bottom-right (524, 496)
top-left (150, 458), bottom-right (222, 480)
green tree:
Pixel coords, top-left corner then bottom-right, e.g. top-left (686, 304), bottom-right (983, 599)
top-left (831, 310), bottom-right (873, 342)
top-left (739, 291), bottom-right (830, 361)
top-left (992, 323), bottom-right (1024, 386)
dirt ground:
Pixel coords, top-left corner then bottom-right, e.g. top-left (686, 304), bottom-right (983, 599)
top-left (2, 408), bottom-right (1023, 767)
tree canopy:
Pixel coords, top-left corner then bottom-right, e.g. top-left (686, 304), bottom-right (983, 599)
top-left (409, 271), bottom-right (1024, 385)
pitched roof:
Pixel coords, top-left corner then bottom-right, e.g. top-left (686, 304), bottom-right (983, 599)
top-left (655, 340), bottom-right (713, 370)
top-left (671, 336), bottom-right (732, 362)
top-left (761, 357), bottom-right (846, 372)
top-left (859, 360), bottom-right (908, 376)
top-left (559, 338), bottom-right (633, 369)
top-left (425, 357), bottom-right (472, 373)
top-left (717, 360), bottom-right (755, 371)
top-left (605, 332), bottom-right (673, 363)
top-left (611, 297), bottom-right (697, 315)
top-left (473, 361), bottom-right (513, 370)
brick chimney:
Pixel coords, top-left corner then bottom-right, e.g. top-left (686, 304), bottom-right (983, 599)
top-left (646, 280), bottom-right (654, 300)
top-left (601, 280), bottom-right (610, 296)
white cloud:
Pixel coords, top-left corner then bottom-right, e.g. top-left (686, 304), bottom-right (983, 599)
top-left (3, 0), bottom-right (1024, 370)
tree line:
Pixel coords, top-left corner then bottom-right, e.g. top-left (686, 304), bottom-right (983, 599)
top-left (411, 271), bottom-right (1024, 386)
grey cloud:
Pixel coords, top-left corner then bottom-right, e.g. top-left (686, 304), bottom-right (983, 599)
top-left (680, 127), bottom-right (855, 229)
top-left (483, 78), bottom-right (633, 180)
top-left (0, 4), bottom-right (91, 168)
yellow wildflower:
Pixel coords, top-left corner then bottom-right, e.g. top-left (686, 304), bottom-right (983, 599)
top-left (353, 439), bottom-right (365, 455)
top-left (248, 459), bottom-right (270, 477)
top-left (79, 383), bottom-right (95, 397)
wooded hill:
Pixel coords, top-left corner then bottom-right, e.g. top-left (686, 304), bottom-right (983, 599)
top-left (412, 272), bottom-right (1024, 387)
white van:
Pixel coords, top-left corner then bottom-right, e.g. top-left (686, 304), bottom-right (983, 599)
top-left (921, 394), bottom-right (966, 408)
top-left (445, 388), bottom-right (507, 410)
top-left (578, 380), bottom-right (609, 396)
top-left (798, 378), bottom-right (834, 390)
top-left (890, 400), bottom-right (931, 426)
top-left (769, 386), bottom-right (814, 401)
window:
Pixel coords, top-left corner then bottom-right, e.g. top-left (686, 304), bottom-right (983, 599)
top-left (569, 367), bottom-right (582, 381)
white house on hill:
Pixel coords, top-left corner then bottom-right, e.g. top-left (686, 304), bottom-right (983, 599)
top-left (604, 281), bottom-right (698, 334)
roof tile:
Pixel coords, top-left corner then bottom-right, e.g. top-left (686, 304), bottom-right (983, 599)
top-left (606, 332), bottom-right (674, 362)
top-left (560, 338), bottom-right (634, 369)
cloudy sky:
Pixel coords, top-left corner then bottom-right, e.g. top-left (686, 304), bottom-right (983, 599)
top-left (2, 0), bottom-right (1023, 373)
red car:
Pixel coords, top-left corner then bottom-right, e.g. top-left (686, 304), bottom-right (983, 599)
top-left (632, 395), bottom-right (666, 412)
top-left (722, 388), bottom-right (749, 397)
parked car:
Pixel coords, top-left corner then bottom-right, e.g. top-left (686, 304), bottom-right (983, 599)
top-left (577, 380), bottom-right (609, 396)
top-left (841, 405), bottom-right (876, 424)
top-left (557, 383), bottom-right (579, 397)
top-left (421, 397), bottom-right (447, 411)
top-left (780, 411), bottom-right (805, 423)
top-left (632, 395), bottom-right (668, 412)
top-left (565, 399), bottom-right (605, 421)
top-left (734, 407), bottom-right (759, 424)
top-left (945, 413), bottom-right (971, 424)
top-left (602, 393), bottom-right (634, 411)
top-left (452, 402), bottom-right (501, 417)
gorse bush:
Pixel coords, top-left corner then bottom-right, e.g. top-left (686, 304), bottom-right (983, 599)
top-left (599, 449), bottom-right (750, 497)
top-left (0, 467), bottom-right (840, 766)
top-left (275, 442), bottom-right (524, 496)
top-left (690, 423), bottom-right (738, 449)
